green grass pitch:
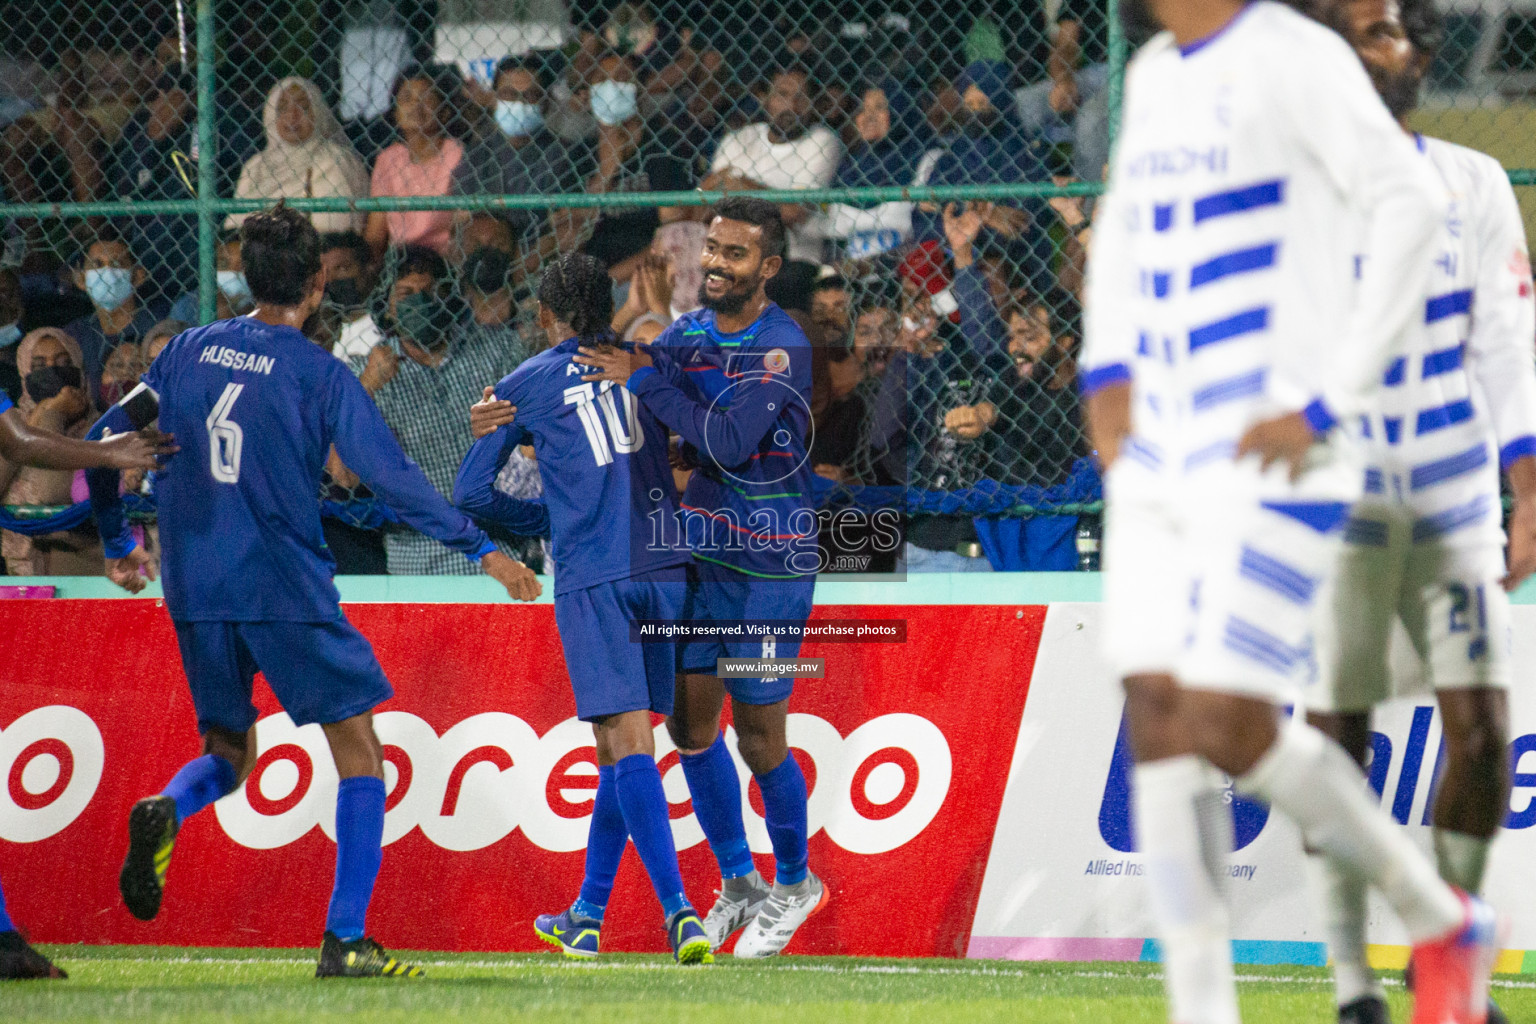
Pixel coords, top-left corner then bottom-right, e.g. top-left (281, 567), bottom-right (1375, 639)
top-left (1, 946), bottom-right (1533, 1023)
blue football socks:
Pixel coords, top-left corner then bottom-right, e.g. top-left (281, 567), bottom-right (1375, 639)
top-left (161, 754), bottom-right (238, 826)
top-left (325, 776), bottom-right (385, 942)
top-left (680, 733), bottom-right (755, 879)
top-left (577, 764), bottom-right (626, 917)
top-left (757, 753), bottom-right (809, 886)
top-left (612, 754), bottom-right (689, 921)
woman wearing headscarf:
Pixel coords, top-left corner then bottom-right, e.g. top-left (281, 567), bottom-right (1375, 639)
top-left (0, 328), bottom-right (104, 575)
top-left (824, 80), bottom-right (925, 267)
top-left (227, 77), bottom-right (369, 234)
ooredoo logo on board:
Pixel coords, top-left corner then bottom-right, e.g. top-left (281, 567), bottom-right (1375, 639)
top-left (0, 705), bottom-right (105, 842)
top-left (216, 710), bottom-right (954, 856)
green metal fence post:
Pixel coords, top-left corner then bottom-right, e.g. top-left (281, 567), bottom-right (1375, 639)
top-left (196, 0), bottom-right (218, 325)
top-left (1106, 0), bottom-right (1126, 158)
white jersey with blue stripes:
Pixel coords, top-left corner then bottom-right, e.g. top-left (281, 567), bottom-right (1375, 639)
top-left (1082, 2), bottom-right (1447, 505)
top-left (1348, 135), bottom-right (1536, 549)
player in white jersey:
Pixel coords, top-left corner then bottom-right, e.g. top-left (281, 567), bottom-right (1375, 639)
top-left (1301, 2), bottom-right (1536, 1022)
top-left (1081, 2), bottom-right (1503, 1023)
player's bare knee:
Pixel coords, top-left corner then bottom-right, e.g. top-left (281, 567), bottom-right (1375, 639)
top-left (1183, 692), bottom-right (1277, 777)
top-left (1440, 687), bottom-right (1509, 773)
top-left (593, 711), bottom-right (655, 762)
top-left (321, 714), bottom-right (384, 780)
top-left (1453, 717), bottom-right (1508, 780)
top-left (665, 713), bottom-right (717, 754)
top-left (733, 730), bottom-right (786, 776)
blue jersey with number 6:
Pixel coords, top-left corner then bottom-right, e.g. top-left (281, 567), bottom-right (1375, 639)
top-left (87, 317), bottom-right (493, 622)
top-left (454, 336), bottom-right (690, 596)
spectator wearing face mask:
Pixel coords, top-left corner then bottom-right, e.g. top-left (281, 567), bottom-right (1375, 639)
top-left (0, 327), bottom-right (102, 575)
top-left (454, 56), bottom-right (574, 262)
top-left (313, 231), bottom-right (379, 364)
top-left (228, 77), bottom-right (369, 235)
top-left (169, 232), bottom-right (253, 324)
top-left (365, 64), bottom-right (467, 259)
top-left (458, 242), bottom-right (531, 355)
top-left (559, 51), bottom-right (697, 252)
top-left (355, 246), bottom-right (531, 575)
top-left (64, 232), bottom-right (164, 394)
top-left (707, 65), bottom-right (842, 262)
top-left (0, 268), bottom-right (23, 404)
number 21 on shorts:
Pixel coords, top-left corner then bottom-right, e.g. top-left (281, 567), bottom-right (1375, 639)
top-left (207, 382), bottom-right (245, 484)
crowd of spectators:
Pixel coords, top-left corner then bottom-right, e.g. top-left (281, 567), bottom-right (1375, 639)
top-left (0, 2), bottom-right (1122, 575)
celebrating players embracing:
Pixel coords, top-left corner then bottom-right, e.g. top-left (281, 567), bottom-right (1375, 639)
top-left (87, 202), bottom-right (540, 979)
top-left (454, 252), bottom-right (711, 965)
top-left (473, 198), bottom-right (824, 956)
top-left (576, 199), bottom-right (823, 958)
top-left (1083, 2), bottom-right (1501, 1023)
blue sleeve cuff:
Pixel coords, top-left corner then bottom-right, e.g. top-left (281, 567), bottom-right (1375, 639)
top-left (1079, 362), bottom-right (1132, 397)
top-left (627, 365), bottom-right (660, 392)
top-left (1302, 398), bottom-right (1338, 437)
top-left (104, 537), bottom-right (139, 561)
top-left (1501, 435), bottom-right (1536, 469)
top-left (468, 538), bottom-right (498, 562)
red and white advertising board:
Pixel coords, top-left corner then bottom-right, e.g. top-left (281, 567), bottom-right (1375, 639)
top-left (0, 600), bottom-right (1043, 956)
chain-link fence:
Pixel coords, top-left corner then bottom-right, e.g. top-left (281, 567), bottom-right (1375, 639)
top-left (0, 2), bottom-right (1531, 576)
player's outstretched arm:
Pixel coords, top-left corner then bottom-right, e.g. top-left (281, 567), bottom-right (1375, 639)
top-left (1083, 382), bottom-right (1131, 471)
top-left (327, 367), bottom-right (540, 598)
top-left (0, 405), bottom-right (175, 472)
top-left (453, 427), bottom-right (551, 537)
top-left (579, 343), bottom-right (796, 467)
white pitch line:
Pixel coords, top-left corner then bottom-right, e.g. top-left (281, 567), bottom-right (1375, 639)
top-left (58, 955), bottom-right (1536, 988)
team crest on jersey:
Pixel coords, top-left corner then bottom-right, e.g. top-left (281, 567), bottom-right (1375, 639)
top-left (763, 348), bottom-right (791, 374)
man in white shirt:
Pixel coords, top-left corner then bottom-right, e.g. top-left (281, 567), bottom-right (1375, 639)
top-left (709, 66), bottom-right (842, 262)
top-left (1081, 2), bottom-right (1503, 1022)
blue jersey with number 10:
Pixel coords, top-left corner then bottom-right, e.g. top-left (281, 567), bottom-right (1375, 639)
top-left (88, 317), bottom-right (494, 622)
top-left (454, 337), bottom-right (689, 596)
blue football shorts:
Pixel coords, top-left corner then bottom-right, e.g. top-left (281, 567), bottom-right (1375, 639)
top-left (172, 614), bottom-right (393, 734)
top-left (678, 558), bottom-right (816, 705)
top-left (555, 565), bottom-right (688, 721)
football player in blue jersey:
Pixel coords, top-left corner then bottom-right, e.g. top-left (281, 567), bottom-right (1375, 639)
top-left (0, 383), bottom-right (175, 980)
top-left (476, 198), bottom-right (824, 957)
top-left (87, 202), bottom-right (541, 978)
top-left (454, 251), bottom-right (711, 964)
